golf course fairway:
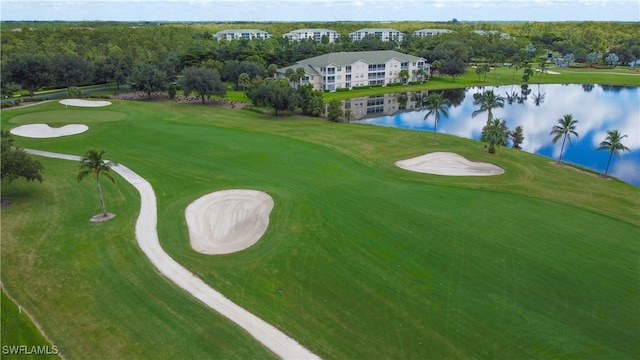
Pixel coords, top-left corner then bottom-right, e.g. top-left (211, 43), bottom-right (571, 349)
top-left (2, 99), bottom-right (638, 359)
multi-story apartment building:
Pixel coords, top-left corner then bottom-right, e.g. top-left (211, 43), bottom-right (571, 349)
top-left (276, 50), bottom-right (430, 92)
top-left (283, 28), bottom-right (340, 43)
top-left (213, 29), bottom-right (272, 41)
top-left (412, 28), bottom-right (452, 37)
top-left (349, 28), bottom-right (404, 42)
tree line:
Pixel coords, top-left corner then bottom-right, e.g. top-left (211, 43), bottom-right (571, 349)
top-left (2, 20), bottom-right (638, 97)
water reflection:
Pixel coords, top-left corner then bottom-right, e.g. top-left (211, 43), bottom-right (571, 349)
top-left (351, 84), bottom-right (640, 187)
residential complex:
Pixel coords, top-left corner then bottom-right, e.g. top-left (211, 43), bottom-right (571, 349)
top-left (349, 28), bottom-right (404, 42)
top-left (283, 28), bottom-right (340, 43)
top-left (277, 50), bottom-right (430, 92)
top-left (472, 30), bottom-right (512, 39)
top-left (213, 29), bottom-right (272, 41)
top-left (412, 28), bottom-right (452, 37)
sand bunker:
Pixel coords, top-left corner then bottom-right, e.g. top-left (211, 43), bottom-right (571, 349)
top-left (535, 69), bottom-right (561, 75)
top-left (10, 124), bottom-right (88, 138)
top-left (396, 152), bottom-right (504, 176)
top-left (185, 189), bottom-right (274, 255)
top-left (60, 99), bottom-right (112, 107)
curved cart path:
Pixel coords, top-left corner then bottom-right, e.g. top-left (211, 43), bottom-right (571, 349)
top-left (26, 149), bottom-right (319, 360)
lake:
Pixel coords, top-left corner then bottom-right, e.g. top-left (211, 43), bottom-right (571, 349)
top-left (351, 84), bottom-right (640, 187)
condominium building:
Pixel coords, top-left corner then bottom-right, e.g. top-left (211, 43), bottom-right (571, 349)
top-left (349, 28), bottom-right (404, 42)
top-left (276, 50), bottom-right (430, 92)
top-left (412, 29), bottom-right (452, 37)
top-left (283, 28), bottom-right (340, 43)
top-left (471, 30), bottom-right (512, 39)
top-left (213, 29), bottom-right (272, 41)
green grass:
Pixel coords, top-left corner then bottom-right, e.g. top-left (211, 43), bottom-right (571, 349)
top-left (1, 99), bottom-right (639, 359)
top-left (1, 290), bottom-right (60, 359)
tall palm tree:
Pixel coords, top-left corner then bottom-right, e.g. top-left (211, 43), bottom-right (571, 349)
top-left (472, 90), bottom-right (505, 127)
top-left (597, 129), bottom-right (630, 177)
top-left (399, 69), bottom-right (410, 84)
top-left (538, 59), bottom-right (549, 84)
top-left (550, 114), bottom-right (579, 163)
top-left (473, 90), bottom-right (505, 142)
top-left (77, 149), bottom-right (117, 217)
top-left (424, 92), bottom-right (450, 143)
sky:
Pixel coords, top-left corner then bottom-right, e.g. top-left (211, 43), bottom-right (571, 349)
top-left (1, 0), bottom-right (638, 22)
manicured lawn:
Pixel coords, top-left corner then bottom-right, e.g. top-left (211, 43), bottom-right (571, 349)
top-left (1, 100), bottom-right (639, 358)
top-left (1, 291), bottom-right (60, 359)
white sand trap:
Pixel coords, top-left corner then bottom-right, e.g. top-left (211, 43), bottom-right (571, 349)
top-left (28, 150), bottom-right (318, 358)
top-left (535, 69), bottom-right (561, 75)
top-left (60, 98), bottom-right (112, 107)
top-left (185, 189), bottom-right (275, 255)
top-left (10, 124), bottom-right (88, 138)
top-left (396, 152), bottom-right (504, 176)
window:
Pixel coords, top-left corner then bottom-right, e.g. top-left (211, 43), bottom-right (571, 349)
top-left (327, 76), bottom-right (335, 83)
top-left (327, 68), bottom-right (335, 74)
top-left (346, 66), bottom-right (352, 73)
top-left (346, 74), bottom-right (351, 81)
top-left (337, 66), bottom-right (342, 71)
top-left (337, 75), bottom-right (342, 80)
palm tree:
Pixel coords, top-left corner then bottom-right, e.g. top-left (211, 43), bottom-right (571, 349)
top-left (550, 114), bottom-right (579, 163)
top-left (423, 92), bottom-right (450, 143)
top-left (399, 69), bottom-right (410, 84)
top-left (77, 149), bottom-right (117, 217)
top-left (484, 118), bottom-right (508, 154)
top-left (295, 67), bottom-right (306, 88)
top-left (538, 59), bottom-right (549, 84)
top-left (238, 72), bottom-right (250, 96)
top-left (473, 90), bottom-right (505, 142)
top-left (597, 129), bottom-right (630, 177)
top-left (431, 60), bottom-right (443, 78)
top-left (472, 90), bottom-right (505, 127)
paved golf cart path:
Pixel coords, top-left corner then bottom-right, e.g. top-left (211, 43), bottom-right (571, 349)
top-left (26, 149), bottom-right (320, 360)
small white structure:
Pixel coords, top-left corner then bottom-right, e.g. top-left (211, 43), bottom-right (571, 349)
top-left (213, 29), bottom-right (272, 41)
top-left (349, 28), bottom-right (404, 42)
top-left (412, 29), bottom-right (452, 37)
top-left (283, 28), bottom-right (340, 43)
top-left (472, 30), bottom-right (512, 39)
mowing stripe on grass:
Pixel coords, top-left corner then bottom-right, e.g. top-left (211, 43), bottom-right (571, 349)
top-left (26, 149), bottom-right (319, 360)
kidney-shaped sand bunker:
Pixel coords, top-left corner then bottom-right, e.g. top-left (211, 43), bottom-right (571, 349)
top-left (185, 189), bottom-right (274, 255)
top-left (396, 152), bottom-right (504, 176)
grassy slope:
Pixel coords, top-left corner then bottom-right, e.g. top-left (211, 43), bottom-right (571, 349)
top-left (1, 291), bottom-right (60, 359)
top-left (2, 100), bottom-right (639, 359)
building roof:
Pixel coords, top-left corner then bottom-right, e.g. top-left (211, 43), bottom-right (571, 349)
top-left (215, 29), bottom-right (269, 34)
top-left (278, 50), bottom-right (428, 75)
top-left (286, 28), bottom-right (337, 33)
top-left (414, 28), bottom-right (452, 33)
top-left (351, 28), bottom-right (402, 33)
top-left (300, 50), bottom-right (426, 67)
